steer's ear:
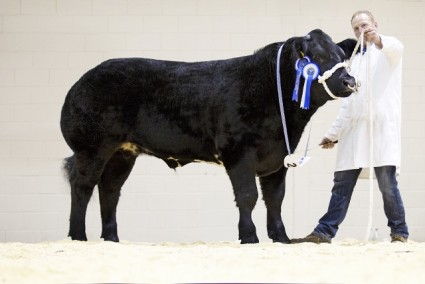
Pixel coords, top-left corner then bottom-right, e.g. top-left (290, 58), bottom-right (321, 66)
top-left (293, 36), bottom-right (308, 59)
top-left (337, 38), bottom-right (357, 60)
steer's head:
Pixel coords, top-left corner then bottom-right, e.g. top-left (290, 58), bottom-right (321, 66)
top-left (286, 29), bottom-right (357, 108)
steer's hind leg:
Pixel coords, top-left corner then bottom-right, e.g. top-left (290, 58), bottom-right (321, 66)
top-left (68, 152), bottom-right (108, 241)
top-left (224, 152), bottom-right (259, 244)
top-left (98, 149), bottom-right (137, 242)
top-left (259, 167), bottom-right (290, 243)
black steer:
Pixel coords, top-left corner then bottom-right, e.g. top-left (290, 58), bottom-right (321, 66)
top-left (61, 29), bottom-right (357, 244)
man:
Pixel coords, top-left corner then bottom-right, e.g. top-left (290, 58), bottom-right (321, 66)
top-left (292, 10), bottom-right (409, 244)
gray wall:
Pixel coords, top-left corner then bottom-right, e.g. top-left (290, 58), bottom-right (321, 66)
top-left (1, 0), bottom-right (424, 243)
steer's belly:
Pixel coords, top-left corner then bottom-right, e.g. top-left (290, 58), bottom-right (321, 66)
top-left (119, 137), bottom-right (221, 167)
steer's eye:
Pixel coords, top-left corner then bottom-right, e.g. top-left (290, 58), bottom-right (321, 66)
top-left (313, 55), bottom-right (322, 63)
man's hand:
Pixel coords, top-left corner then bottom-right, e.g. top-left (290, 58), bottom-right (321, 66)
top-left (319, 137), bottom-right (336, 149)
top-left (363, 28), bottom-right (382, 48)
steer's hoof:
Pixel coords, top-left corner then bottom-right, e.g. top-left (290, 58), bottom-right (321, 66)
top-left (101, 230), bottom-right (119, 242)
top-left (272, 237), bottom-right (291, 244)
top-left (103, 235), bottom-right (119, 242)
top-left (240, 235), bottom-right (260, 244)
top-left (69, 233), bottom-right (88, 241)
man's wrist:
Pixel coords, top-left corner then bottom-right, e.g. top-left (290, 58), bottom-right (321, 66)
top-left (374, 34), bottom-right (383, 49)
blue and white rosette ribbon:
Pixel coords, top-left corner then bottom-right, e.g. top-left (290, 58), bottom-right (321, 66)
top-left (292, 57), bottom-right (311, 102)
top-left (300, 62), bottom-right (320, 109)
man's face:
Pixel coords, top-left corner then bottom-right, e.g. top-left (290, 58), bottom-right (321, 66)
top-left (351, 13), bottom-right (377, 40)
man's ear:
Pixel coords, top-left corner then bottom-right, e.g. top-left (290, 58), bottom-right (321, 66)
top-left (337, 38), bottom-right (358, 60)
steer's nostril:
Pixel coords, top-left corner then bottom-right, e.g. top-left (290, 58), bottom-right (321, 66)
top-left (343, 78), bottom-right (356, 88)
top-left (343, 77), bottom-right (358, 92)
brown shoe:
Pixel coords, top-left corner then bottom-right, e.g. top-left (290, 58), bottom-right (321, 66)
top-left (391, 234), bottom-right (407, 243)
top-left (291, 232), bottom-right (331, 244)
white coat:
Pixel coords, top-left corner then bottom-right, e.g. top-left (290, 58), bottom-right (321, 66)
top-left (325, 35), bottom-right (404, 173)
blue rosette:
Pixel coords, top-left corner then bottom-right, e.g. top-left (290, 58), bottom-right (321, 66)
top-left (300, 62), bottom-right (320, 109)
top-left (292, 56), bottom-right (311, 102)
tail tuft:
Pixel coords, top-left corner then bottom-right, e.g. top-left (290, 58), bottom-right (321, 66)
top-left (62, 155), bottom-right (75, 181)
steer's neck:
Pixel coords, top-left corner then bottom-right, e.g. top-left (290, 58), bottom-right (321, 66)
top-left (273, 46), bottom-right (323, 154)
top-left (286, 104), bottom-right (319, 153)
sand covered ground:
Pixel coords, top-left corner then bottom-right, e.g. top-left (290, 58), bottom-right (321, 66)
top-left (1, 239), bottom-right (424, 283)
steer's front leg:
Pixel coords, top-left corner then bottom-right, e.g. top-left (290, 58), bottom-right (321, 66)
top-left (224, 152), bottom-right (259, 244)
top-left (259, 166), bottom-right (290, 243)
top-left (236, 199), bottom-right (259, 244)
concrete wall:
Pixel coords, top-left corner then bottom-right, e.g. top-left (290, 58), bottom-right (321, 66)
top-left (1, 0), bottom-right (424, 243)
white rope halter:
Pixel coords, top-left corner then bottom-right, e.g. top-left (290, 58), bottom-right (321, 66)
top-left (317, 31), bottom-right (365, 99)
top-left (317, 62), bottom-right (350, 99)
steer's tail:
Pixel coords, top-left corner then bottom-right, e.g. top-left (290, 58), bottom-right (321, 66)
top-left (62, 155), bottom-right (75, 182)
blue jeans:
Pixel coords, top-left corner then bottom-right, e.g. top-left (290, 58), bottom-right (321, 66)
top-left (314, 166), bottom-right (409, 240)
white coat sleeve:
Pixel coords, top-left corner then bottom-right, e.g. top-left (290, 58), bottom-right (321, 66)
top-left (324, 98), bottom-right (351, 141)
top-left (380, 35), bottom-right (404, 66)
